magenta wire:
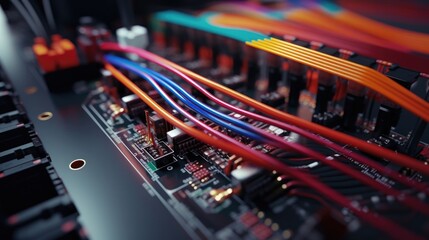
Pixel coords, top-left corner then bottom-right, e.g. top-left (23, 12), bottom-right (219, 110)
top-left (115, 45), bottom-right (429, 195)
top-left (102, 43), bottom-right (428, 192)
top-left (102, 43), bottom-right (425, 239)
top-left (101, 43), bottom-right (429, 215)
top-left (163, 68), bottom-right (429, 195)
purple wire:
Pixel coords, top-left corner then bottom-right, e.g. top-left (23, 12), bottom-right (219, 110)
top-left (128, 46), bottom-right (429, 195)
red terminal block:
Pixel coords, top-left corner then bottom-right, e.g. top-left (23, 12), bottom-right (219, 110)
top-left (32, 35), bottom-right (80, 72)
top-left (32, 37), bottom-right (56, 72)
top-left (51, 34), bottom-right (79, 69)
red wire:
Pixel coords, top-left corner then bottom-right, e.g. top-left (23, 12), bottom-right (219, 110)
top-left (106, 62), bottom-right (424, 239)
top-left (100, 42), bottom-right (429, 197)
top-left (101, 43), bottom-right (429, 216)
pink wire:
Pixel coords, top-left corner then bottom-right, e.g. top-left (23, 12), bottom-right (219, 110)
top-left (102, 42), bottom-right (429, 215)
top-left (170, 72), bottom-right (429, 196)
top-left (102, 43), bottom-right (425, 239)
top-left (102, 42), bottom-right (429, 199)
top-left (125, 44), bottom-right (429, 195)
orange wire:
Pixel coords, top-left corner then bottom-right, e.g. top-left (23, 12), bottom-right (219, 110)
top-left (330, 10), bottom-right (429, 54)
top-left (105, 62), bottom-right (423, 239)
top-left (248, 38), bottom-right (429, 120)
top-left (266, 37), bottom-right (427, 114)
top-left (285, 9), bottom-right (391, 47)
top-left (105, 63), bottom-right (279, 166)
top-left (209, 1), bottom-right (429, 54)
top-left (208, 13), bottom-right (429, 73)
top-left (210, 13), bottom-right (406, 53)
top-left (209, 3), bottom-right (429, 54)
top-left (134, 51), bottom-right (429, 177)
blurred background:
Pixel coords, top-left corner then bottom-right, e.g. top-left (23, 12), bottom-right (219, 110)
top-left (1, 0), bottom-right (429, 35)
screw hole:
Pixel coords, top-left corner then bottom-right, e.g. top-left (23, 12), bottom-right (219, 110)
top-left (25, 86), bottom-right (38, 94)
top-left (69, 159), bottom-right (86, 171)
top-left (38, 112), bottom-right (53, 121)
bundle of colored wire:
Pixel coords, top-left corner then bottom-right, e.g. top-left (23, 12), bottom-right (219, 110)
top-left (247, 38), bottom-right (429, 121)
top-left (107, 55), bottom-right (317, 151)
top-left (104, 62), bottom-right (424, 240)
top-left (313, 4), bottom-right (429, 54)
top-left (206, 2), bottom-right (405, 51)
top-left (105, 50), bottom-right (429, 195)
top-left (152, 12), bottom-right (429, 119)
top-left (100, 42), bottom-right (429, 177)
top-left (165, 65), bottom-right (429, 194)
top-left (209, 13), bottom-right (408, 53)
top-left (205, 2), bottom-right (429, 72)
top-left (106, 55), bottom-right (312, 150)
top-left (208, 13), bottom-right (429, 73)
top-left (210, 11), bottom-right (396, 50)
top-left (285, 9), bottom-right (407, 50)
top-left (104, 54), bottom-right (429, 216)
top-left (209, 1), bottom-right (429, 54)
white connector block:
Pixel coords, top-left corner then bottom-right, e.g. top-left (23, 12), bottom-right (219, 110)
top-left (116, 25), bottom-right (149, 49)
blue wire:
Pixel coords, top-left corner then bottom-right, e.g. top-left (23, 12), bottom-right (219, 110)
top-left (104, 55), bottom-right (266, 141)
top-left (105, 54), bottom-right (265, 137)
top-left (105, 55), bottom-right (263, 141)
top-left (141, 69), bottom-right (269, 142)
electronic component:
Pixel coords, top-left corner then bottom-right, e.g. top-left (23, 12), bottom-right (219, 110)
top-left (142, 141), bottom-right (174, 168)
top-left (342, 82), bottom-right (365, 130)
top-left (312, 112), bottom-right (342, 128)
top-left (231, 165), bottom-right (273, 199)
top-left (77, 17), bottom-right (112, 62)
top-left (373, 67), bottom-right (419, 136)
top-left (222, 75), bottom-right (245, 91)
top-left (108, 103), bottom-right (125, 120)
top-left (121, 94), bottom-right (148, 119)
top-left (314, 47), bottom-right (338, 114)
top-left (167, 122), bottom-right (200, 154)
top-left (286, 39), bottom-right (309, 108)
top-left (3, 1), bottom-right (429, 240)
top-left (148, 112), bottom-right (168, 139)
top-left (260, 92), bottom-right (285, 108)
top-left (267, 55), bottom-right (282, 92)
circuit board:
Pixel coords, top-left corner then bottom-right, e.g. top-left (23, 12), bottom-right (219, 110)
top-left (82, 73), bottom-right (428, 239)
top-left (2, 1), bottom-right (429, 240)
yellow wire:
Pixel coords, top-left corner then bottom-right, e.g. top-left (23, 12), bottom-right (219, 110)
top-left (246, 38), bottom-right (429, 122)
top-left (332, 10), bottom-right (429, 54)
top-left (256, 38), bottom-right (418, 110)
top-left (264, 37), bottom-right (427, 114)
top-left (250, 40), bottom-right (426, 120)
top-left (134, 48), bottom-right (429, 176)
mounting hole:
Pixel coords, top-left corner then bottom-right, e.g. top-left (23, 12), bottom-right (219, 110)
top-left (69, 159), bottom-right (86, 171)
top-left (38, 112), bottom-right (53, 121)
top-left (25, 86), bottom-right (38, 94)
